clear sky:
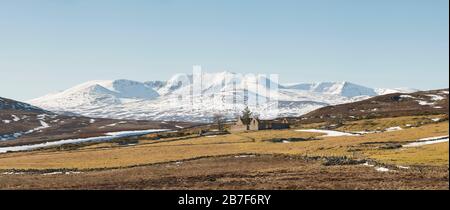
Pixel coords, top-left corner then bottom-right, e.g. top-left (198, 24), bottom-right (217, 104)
top-left (0, 0), bottom-right (448, 101)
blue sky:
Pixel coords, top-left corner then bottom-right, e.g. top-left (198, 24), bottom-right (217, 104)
top-left (0, 0), bottom-right (448, 101)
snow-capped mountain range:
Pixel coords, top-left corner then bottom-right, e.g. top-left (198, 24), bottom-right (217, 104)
top-left (28, 72), bottom-right (418, 122)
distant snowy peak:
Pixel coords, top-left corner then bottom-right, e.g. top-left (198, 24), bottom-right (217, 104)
top-left (284, 81), bottom-right (377, 97)
top-left (29, 79), bottom-right (159, 109)
top-left (110, 79), bottom-right (159, 99)
top-left (155, 73), bottom-right (193, 95)
top-left (144, 81), bottom-right (166, 90)
top-left (52, 79), bottom-right (156, 99)
top-left (149, 71), bottom-right (279, 96)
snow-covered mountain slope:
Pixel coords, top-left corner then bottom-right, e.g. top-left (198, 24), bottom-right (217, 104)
top-left (283, 82), bottom-right (377, 97)
top-left (29, 72), bottom-right (418, 122)
top-left (374, 87), bottom-right (419, 95)
top-left (28, 80), bottom-right (159, 109)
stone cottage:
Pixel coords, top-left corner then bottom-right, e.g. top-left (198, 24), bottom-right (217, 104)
top-left (230, 117), bottom-right (290, 131)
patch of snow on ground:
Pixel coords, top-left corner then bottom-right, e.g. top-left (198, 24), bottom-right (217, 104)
top-left (5, 120), bottom-right (53, 139)
top-left (234, 155), bottom-right (256, 158)
top-left (431, 118), bottom-right (441, 122)
top-left (99, 123), bottom-right (117, 128)
top-left (105, 129), bottom-right (169, 136)
top-left (175, 125), bottom-right (184, 129)
top-left (362, 162), bottom-right (375, 167)
top-left (43, 172), bottom-right (63, 175)
top-left (403, 136), bottom-right (449, 147)
top-left (403, 137), bottom-right (448, 147)
top-left (375, 167), bottom-right (390, 172)
top-left (0, 129), bottom-right (169, 153)
top-left (416, 100), bottom-right (434, 106)
top-left (39, 120), bottom-right (50, 128)
top-left (397, 165), bottom-right (410, 169)
top-left (2, 171), bottom-right (83, 175)
top-left (2, 120), bottom-right (11, 124)
top-left (89, 119), bottom-right (96, 123)
top-left (41, 170), bottom-right (82, 175)
top-left (417, 135), bottom-right (448, 141)
top-left (362, 162), bottom-right (393, 172)
top-left (36, 114), bottom-right (49, 120)
top-left (354, 131), bottom-right (379, 135)
top-left (400, 95), bottom-right (415, 99)
top-left (427, 94), bottom-right (445, 101)
top-left (11, 115), bottom-right (20, 121)
top-left (24, 120), bottom-right (51, 134)
top-left (295, 129), bottom-right (358, 137)
top-left (2, 172), bottom-right (24, 175)
top-left (385, 126), bottom-right (402, 132)
top-left (65, 171), bottom-right (82, 175)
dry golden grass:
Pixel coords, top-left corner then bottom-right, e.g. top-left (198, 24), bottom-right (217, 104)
top-left (367, 142), bottom-right (449, 166)
top-left (0, 133), bottom-right (318, 170)
top-left (291, 122), bottom-right (328, 129)
top-left (0, 119), bottom-right (447, 170)
top-left (336, 114), bottom-right (448, 132)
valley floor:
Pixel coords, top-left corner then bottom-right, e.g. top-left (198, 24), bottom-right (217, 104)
top-left (1, 154), bottom-right (447, 190)
top-left (0, 115), bottom-right (448, 190)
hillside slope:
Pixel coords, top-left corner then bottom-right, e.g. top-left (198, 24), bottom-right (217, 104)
top-left (1, 96), bottom-right (198, 147)
top-left (294, 89), bottom-right (449, 124)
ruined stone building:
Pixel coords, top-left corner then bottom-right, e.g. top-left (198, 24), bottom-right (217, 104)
top-left (230, 117), bottom-right (289, 131)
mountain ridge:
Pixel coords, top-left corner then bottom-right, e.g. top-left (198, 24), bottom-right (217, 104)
top-left (291, 88), bottom-right (449, 125)
top-left (1, 96), bottom-right (47, 113)
top-left (27, 72), bottom-right (420, 122)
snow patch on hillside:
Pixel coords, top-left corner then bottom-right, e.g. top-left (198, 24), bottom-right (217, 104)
top-left (0, 129), bottom-right (168, 153)
top-left (375, 87), bottom-right (419, 95)
top-left (284, 81), bottom-right (377, 97)
top-left (295, 129), bottom-right (357, 137)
